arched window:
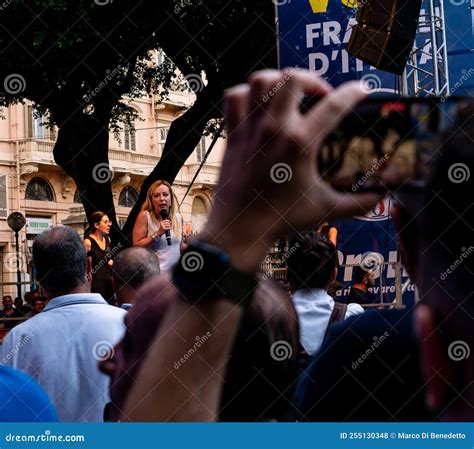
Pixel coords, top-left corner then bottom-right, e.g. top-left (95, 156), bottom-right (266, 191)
top-left (191, 196), bottom-right (208, 234)
top-left (73, 189), bottom-right (82, 204)
top-left (118, 186), bottom-right (139, 208)
top-left (25, 177), bottom-right (55, 201)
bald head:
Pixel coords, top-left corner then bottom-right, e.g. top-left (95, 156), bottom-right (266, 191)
top-left (111, 248), bottom-right (161, 306)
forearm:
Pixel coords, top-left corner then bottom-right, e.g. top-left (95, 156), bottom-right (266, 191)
top-left (133, 233), bottom-right (161, 248)
top-left (121, 274), bottom-right (243, 421)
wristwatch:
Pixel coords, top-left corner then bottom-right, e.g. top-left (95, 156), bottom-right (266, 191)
top-left (152, 232), bottom-right (161, 242)
top-left (172, 241), bottom-right (258, 306)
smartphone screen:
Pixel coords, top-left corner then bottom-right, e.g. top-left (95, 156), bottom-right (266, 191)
top-left (314, 97), bottom-right (466, 192)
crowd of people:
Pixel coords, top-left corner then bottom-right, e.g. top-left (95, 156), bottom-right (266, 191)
top-left (0, 69), bottom-right (471, 423)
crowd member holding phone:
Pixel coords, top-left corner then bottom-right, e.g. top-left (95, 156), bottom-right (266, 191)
top-left (122, 69), bottom-right (382, 421)
top-left (132, 180), bottom-right (185, 272)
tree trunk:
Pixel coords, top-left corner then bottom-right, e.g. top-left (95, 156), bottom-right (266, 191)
top-left (120, 86), bottom-right (222, 246)
top-left (53, 103), bottom-right (118, 240)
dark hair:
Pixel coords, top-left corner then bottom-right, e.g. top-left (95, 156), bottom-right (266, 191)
top-left (353, 266), bottom-right (370, 283)
top-left (84, 211), bottom-right (107, 238)
top-left (33, 226), bottom-right (87, 296)
top-left (219, 282), bottom-right (299, 421)
top-left (111, 247), bottom-right (161, 290)
top-left (287, 233), bottom-right (338, 291)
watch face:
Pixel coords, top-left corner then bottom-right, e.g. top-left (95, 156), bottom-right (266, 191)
top-left (178, 242), bottom-right (230, 279)
top-left (173, 241), bottom-right (258, 304)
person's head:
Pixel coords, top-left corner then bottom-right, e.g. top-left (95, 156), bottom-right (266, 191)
top-left (14, 297), bottom-right (23, 309)
top-left (287, 233), bottom-right (338, 292)
top-left (353, 266), bottom-right (375, 287)
top-left (2, 295), bottom-right (13, 310)
top-left (89, 211), bottom-right (111, 237)
top-left (33, 226), bottom-right (91, 299)
top-left (392, 100), bottom-right (474, 420)
top-left (110, 248), bottom-right (161, 306)
top-left (33, 298), bottom-right (46, 314)
top-left (142, 180), bottom-right (180, 236)
top-left (100, 278), bottom-right (299, 422)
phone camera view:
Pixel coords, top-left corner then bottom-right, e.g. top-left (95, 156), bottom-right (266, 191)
top-left (317, 98), bottom-right (463, 191)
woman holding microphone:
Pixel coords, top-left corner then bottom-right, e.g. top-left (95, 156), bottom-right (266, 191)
top-left (133, 180), bottom-right (185, 272)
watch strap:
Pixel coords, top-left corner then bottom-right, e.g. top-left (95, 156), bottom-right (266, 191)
top-left (173, 242), bottom-right (258, 306)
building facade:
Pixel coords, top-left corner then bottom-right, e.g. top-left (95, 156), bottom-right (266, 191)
top-left (0, 87), bottom-right (225, 298)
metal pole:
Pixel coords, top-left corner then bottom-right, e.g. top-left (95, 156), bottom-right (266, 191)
top-left (15, 230), bottom-right (21, 300)
top-left (429, 0), bottom-right (441, 95)
top-left (438, 0), bottom-right (450, 95)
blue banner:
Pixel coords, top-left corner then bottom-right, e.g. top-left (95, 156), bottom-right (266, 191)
top-left (331, 197), bottom-right (415, 306)
top-left (0, 423), bottom-right (472, 449)
top-left (278, 0), bottom-right (474, 95)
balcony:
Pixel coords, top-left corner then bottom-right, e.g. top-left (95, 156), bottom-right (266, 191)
top-left (18, 139), bottom-right (161, 177)
top-left (176, 163), bottom-right (220, 188)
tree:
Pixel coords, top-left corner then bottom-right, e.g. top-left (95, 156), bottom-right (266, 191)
top-left (0, 0), bottom-right (276, 245)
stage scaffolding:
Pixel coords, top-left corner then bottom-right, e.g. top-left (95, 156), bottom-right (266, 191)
top-left (401, 0), bottom-right (450, 96)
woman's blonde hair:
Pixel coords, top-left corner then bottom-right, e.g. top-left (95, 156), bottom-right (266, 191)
top-left (141, 180), bottom-right (181, 236)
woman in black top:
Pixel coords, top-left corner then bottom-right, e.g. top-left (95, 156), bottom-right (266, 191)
top-left (83, 211), bottom-right (115, 305)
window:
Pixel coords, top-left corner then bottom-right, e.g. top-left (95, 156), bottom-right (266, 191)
top-left (25, 177), bottom-right (55, 202)
top-left (118, 186), bottom-right (139, 208)
top-left (196, 137), bottom-right (206, 163)
top-left (156, 51), bottom-right (165, 66)
top-left (0, 175), bottom-right (8, 218)
top-left (124, 125), bottom-right (136, 151)
top-left (73, 189), bottom-right (82, 204)
top-left (191, 196), bottom-right (208, 234)
top-left (159, 127), bottom-right (169, 144)
top-left (25, 106), bottom-right (56, 140)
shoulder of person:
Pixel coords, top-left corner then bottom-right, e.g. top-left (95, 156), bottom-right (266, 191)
top-left (346, 302), bottom-right (365, 316)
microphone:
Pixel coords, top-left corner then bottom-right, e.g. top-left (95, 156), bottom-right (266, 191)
top-left (159, 208), bottom-right (172, 246)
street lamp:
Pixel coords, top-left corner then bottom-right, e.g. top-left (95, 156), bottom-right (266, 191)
top-left (7, 212), bottom-right (26, 300)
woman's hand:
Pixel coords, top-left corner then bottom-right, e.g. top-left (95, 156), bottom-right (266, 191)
top-left (158, 219), bottom-right (171, 237)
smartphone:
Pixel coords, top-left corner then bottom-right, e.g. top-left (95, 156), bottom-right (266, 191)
top-left (305, 96), bottom-right (469, 194)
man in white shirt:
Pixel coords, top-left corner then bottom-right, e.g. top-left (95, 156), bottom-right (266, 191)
top-left (288, 233), bottom-right (364, 356)
top-left (0, 226), bottom-right (126, 422)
